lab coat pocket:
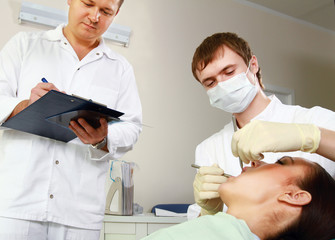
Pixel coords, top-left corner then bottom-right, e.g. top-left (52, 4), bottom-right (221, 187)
top-left (77, 154), bottom-right (109, 214)
top-left (66, 227), bottom-right (100, 240)
top-left (0, 130), bottom-right (33, 201)
top-left (89, 86), bottom-right (119, 110)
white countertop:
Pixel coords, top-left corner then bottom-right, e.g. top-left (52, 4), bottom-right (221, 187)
top-left (104, 213), bottom-right (187, 224)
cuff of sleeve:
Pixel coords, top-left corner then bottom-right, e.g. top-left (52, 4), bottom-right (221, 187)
top-left (88, 146), bottom-right (112, 161)
top-left (298, 124), bottom-right (321, 153)
top-left (200, 201), bottom-right (223, 216)
top-left (187, 204), bottom-right (201, 220)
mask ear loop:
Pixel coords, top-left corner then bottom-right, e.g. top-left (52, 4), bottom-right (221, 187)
top-left (245, 61), bottom-right (251, 75)
top-left (246, 57), bottom-right (257, 85)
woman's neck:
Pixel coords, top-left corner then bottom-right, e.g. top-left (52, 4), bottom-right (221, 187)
top-left (234, 89), bottom-right (271, 128)
top-left (227, 203), bottom-right (300, 240)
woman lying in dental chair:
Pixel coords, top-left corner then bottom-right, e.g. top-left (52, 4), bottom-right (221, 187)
top-left (143, 156), bottom-right (335, 240)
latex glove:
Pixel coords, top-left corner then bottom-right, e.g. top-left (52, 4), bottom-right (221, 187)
top-left (193, 164), bottom-right (228, 216)
top-left (231, 120), bottom-right (321, 164)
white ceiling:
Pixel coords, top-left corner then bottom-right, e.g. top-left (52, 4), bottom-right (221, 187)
top-left (243, 0), bottom-right (335, 33)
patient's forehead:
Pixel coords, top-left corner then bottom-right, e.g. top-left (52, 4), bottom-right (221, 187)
top-left (291, 157), bottom-right (316, 168)
top-left (277, 156), bottom-right (314, 166)
top-left (285, 157), bottom-right (315, 180)
top-left (261, 156), bottom-right (313, 180)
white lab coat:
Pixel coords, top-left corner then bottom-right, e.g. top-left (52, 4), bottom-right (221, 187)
top-left (0, 25), bottom-right (142, 229)
top-left (188, 95), bottom-right (335, 219)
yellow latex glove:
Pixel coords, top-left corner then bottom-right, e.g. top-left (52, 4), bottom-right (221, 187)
top-left (193, 164), bottom-right (228, 216)
top-left (231, 120), bottom-right (321, 164)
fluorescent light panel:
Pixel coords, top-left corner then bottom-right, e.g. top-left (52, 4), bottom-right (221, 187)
top-left (19, 1), bottom-right (131, 47)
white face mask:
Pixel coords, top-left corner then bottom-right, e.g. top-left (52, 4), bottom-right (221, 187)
top-left (207, 65), bottom-right (258, 113)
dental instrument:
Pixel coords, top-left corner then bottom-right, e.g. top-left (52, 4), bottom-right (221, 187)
top-left (191, 164), bottom-right (233, 178)
top-left (232, 115), bottom-right (243, 172)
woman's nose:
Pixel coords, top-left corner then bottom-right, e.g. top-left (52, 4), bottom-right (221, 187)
top-left (242, 161), bottom-right (267, 173)
top-left (251, 160), bottom-right (267, 168)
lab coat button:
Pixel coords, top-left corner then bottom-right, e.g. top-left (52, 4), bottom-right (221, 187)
top-left (55, 160), bottom-right (59, 165)
top-left (77, 68), bottom-right (80, 71)
top-left (96, 53), bottom-right (100, 56)
top-left (64, 42), bottom-right (67, 45)
top-left (50, 194), bottom-right (54, 199)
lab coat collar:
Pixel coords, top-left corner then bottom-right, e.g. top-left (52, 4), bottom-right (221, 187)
top-left (95, 38), bottom-right (120, 60)
top-left (252, 95), bottom-right (283, 121)
top-left (42, 23), bottom-right (66, 42)
top-left (42, 23), bottom-right (119, 60)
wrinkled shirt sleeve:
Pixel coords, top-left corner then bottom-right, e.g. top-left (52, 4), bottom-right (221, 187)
top-left (89, 64), bottom-right (142, 161)
top-left (0, 33), bottom-right (27, 123)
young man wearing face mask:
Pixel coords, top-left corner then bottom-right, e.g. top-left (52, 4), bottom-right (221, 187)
top-left (188, 32), bottom-right (335, 219)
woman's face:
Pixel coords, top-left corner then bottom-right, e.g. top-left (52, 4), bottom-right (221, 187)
top-left (219, 156), bottom-right (312, 206)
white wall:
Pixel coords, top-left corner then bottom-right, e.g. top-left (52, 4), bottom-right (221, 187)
top-left (1, 0), bottom-right (335, 213)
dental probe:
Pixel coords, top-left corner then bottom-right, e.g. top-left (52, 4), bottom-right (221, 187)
top-left (191, 164), bottom-right (233, 178)
top-left (232, 115), bottom-right (244, 172)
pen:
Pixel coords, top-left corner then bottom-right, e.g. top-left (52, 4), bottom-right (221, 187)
top-left (41, 78), bottom-right (48, 83)
top-left (191, 164), bottom-right (233, 178)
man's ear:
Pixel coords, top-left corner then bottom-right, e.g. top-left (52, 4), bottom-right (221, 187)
top-left (278, 190), bottom-right (312, 206)
top-left (249, 55), bottom-right (259, 75)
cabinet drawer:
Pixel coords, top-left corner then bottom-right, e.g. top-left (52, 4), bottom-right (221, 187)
top-left (147, 223), bottom-right (177, 234)
top-left (104, 222), bottom-right (136, 234)
top-left (104, 234), bottom-right (136, 240)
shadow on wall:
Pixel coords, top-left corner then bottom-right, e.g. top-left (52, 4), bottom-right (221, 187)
top-left (281, 53), bottom-right (335, 111)
top-left (8, 1), bottom-right (20, 24)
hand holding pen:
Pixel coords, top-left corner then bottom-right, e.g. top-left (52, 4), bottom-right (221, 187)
top-left (7, 77), bottom-right (61, 120)
top-left (28, 78), bottom-right (61, 106)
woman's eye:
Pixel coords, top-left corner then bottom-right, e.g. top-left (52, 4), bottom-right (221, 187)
top-left (276, 156), bottom-right (293, 165)
top-left (276, 159), bottom-right (284, 165)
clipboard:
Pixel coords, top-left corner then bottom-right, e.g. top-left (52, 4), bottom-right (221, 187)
top-left (2, 90), bottom-right (124, 142)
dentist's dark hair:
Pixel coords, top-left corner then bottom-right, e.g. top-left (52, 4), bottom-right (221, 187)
top-left (191, 32), bottom-right (264, 89)
top-left (268, 162), bottom-right (335, 240)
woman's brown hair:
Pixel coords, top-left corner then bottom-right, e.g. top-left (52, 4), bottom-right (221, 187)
top-left (270, 162), bottom-right (335, 240)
